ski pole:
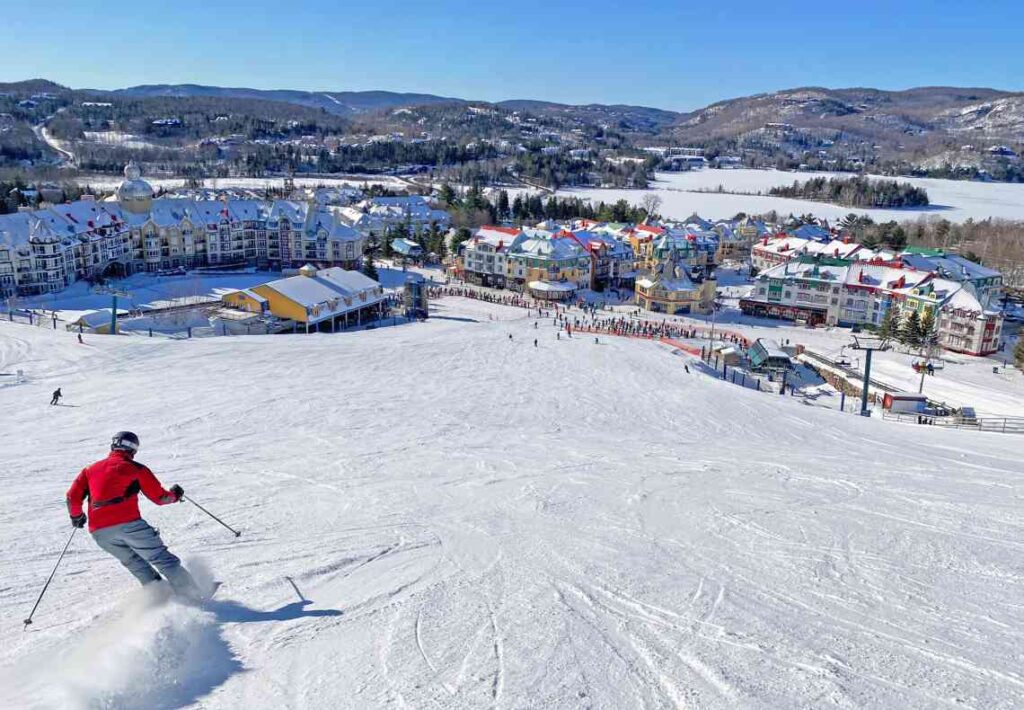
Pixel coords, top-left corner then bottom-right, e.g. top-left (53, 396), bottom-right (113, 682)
top-left (24, 527), bottom-right (78, 630)
top-left (183, 495), bottom-right (241, 537)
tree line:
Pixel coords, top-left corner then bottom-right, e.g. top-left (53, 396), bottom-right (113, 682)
top-left (769, 176), bottom-right (929, 208)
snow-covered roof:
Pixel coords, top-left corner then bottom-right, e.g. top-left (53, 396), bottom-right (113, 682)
top-left (753, 339), bottom-right (789, 359)
top-left (391, 237), bottom-right (423, 256)
top-left (71, 309), bottom-right (127, 327)
top-left (513, 235), bottom-right (584, 260)
top-left (527, 280), bottom-right (576, 292)
top-left (760, 260), bottom-right (848, 282)
top-left (902, 253), bottom-right (1001, 281)
top-left (317, 267), bottom-right (381, 294)
top-left (753, 236), bottom-right (814, 256)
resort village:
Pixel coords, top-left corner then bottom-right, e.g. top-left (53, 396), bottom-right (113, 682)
top-left (1, 163), bottom-right (1021, 429)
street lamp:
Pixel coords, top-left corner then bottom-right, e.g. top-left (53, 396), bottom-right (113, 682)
top-left (851, 334), bottom-right (890, 417)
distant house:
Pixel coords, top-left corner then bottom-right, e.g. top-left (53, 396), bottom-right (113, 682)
top-left (67, 308), bottom-right (128, 334)
top-left (391, 237), bottom-right (424, 260)
top-left (712, 344), bottom-right (742, 366)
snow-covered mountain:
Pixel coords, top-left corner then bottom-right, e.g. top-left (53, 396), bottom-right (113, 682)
top-left (107, 84), bottom-right (465, 117)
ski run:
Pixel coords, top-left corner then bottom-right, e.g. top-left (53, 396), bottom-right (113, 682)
top-left (1, 295), bottom-right (1022, 709)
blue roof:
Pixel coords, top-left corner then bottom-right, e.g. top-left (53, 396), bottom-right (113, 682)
top-left (391, 238), bottom-right (423, 256)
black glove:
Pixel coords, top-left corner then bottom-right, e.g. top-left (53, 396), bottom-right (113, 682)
top-left (70, 513), bottom-right (87, 528)
top-left (170, 484), bottom-right (184, 502)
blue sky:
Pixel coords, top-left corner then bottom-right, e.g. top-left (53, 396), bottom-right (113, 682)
top-left (2, 0), bottom-right (1021, 111)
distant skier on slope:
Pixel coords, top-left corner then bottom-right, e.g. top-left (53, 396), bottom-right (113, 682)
top-left (65, 431), bottom-right (202, 600)
top-left (50, 388), bottom-right (62, 406)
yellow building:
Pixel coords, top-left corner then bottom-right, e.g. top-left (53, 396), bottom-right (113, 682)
top-left (635, 248), bottom-right (716, 315)
top-left (221, 289), bottom-right (268, 314)
top-left (228, 265), bottom-right (385, 332)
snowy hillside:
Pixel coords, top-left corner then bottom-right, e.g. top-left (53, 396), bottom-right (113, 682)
top-left (1, 298), bottom-right (1023, 708)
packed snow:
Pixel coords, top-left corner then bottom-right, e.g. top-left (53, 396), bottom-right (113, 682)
top-left (1, 297), bottom-right (1023, 709)
top-left (534, 169), bottom-right (1024, 223)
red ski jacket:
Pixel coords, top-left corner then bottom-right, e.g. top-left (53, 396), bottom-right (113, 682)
top-left (66, 450), bottom-right (178, 532)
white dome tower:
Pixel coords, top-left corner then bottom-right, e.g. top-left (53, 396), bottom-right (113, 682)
top-left (116, 160), bottom-right (153, 213)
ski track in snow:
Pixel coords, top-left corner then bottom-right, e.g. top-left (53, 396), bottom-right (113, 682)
top-left (1, 296), bottom-right (1023, 709)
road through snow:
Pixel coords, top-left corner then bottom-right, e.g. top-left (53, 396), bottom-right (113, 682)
top-left (0, 297), bottom-right (1022, 708)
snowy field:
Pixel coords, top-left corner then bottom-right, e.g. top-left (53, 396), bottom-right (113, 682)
top-left (528, 169), bottom-right (1024, 223)
top-left (1, 298), bottom-right (1023, 709)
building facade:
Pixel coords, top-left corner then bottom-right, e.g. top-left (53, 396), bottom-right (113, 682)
top-left (741, 256), bottom-right (1003, 355)
top-left (635, 247), bottom-right (716, 315)
top-left (0, 163), bottom-right (367, 298)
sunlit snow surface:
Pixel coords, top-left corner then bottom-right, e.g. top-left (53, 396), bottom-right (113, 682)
top-left (1, 298), bottom-right (1022, 708)
top-left (529, 169), bottom-right (1024, 223)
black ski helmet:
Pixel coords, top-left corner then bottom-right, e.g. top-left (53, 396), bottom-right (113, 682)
top-left (111, 431), bottom-right (140, 454)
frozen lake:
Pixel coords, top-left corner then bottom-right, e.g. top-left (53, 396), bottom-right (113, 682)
top-left (541, 169), bottom-right (1024, 223)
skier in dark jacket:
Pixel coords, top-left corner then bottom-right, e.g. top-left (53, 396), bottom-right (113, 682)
top-left (65, 431), bottom-right (201, 599)
top-left (50, 388), bottom-right (62, 406)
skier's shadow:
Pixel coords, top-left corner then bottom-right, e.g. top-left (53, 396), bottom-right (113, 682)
top-left (207, 577), bottom-right (342, 623)
top-left (207, 599), bottom-right (342, 623)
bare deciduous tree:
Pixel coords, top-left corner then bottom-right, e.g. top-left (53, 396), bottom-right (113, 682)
top-left (640, 194), bottom-right (662, 221)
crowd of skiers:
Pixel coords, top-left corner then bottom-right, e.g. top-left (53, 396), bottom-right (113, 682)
top-left (432, 281), bottom-right (752, 348)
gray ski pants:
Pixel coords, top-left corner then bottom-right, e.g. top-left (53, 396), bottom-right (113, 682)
top-left (92, 519), bottom-right (198, 597)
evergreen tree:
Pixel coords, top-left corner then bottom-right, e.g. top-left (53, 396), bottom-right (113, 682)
top-left (438, 183), bottom-right (457, 207)
top-left (450, 227), bottom-right (471, 253)
top-left (901, 310), bottom-right (923, 348)
top-left (878, 305), bottom-right (900, 340)
top-left (861, 230), bottom-right (882, 249)
top-left (496, 190), bottom-right (510, 220)
top-left (918, 309), bottom-right (937, 347)
top-left (363, 253), bottom-right (379, 282)
top-left (434, 229), bottom-right (447, 260)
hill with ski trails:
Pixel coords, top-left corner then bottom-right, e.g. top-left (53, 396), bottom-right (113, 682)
top-left (0, 297), bottom-right (1022, 709)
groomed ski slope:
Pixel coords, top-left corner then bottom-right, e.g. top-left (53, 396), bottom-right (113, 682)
top-left (1, 297), bottom-right (1022, 709)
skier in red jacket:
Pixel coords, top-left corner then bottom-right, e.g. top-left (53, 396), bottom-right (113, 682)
top-left (66, 431), bottom-right (201, 599)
